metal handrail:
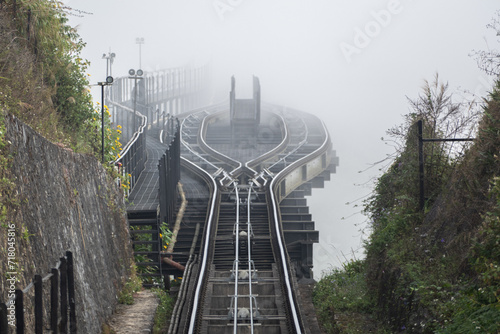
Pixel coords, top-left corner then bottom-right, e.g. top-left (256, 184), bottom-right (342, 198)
top-left (111, 101), bottom-right (147, 164)
top-left (109, 101), bottom-right (148, 193)
top-left (0, 251), bottom-right (76, 333)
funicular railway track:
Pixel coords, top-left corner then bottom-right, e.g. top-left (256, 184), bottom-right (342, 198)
top-left (167, 100), bottom-right (334, 334)
top-left (108, 72), bottom-right (336, 333)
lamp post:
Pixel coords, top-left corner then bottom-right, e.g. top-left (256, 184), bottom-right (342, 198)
top-left (129, 69), bottom-right (144, 133)
top-left (98, 76), bottom-right (114, 163)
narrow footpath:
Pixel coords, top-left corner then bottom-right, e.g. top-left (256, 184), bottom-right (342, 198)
top-left (107, 290), bottom-right (159, 333)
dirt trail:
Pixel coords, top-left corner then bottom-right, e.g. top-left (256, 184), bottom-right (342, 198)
top-left (107, 290), bottom-right (159, 333)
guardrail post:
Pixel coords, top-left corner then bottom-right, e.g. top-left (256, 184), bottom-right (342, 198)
top-left (66, 251), bottom-right (77, 333)
top-left (51, 268), bottom-right (59, 333)
top-left (34, 275), bottom-right (43, 333)
top-left (15, 289), bottom-right (24, 334)
top-left (59, 257), bottom-right (68, 333)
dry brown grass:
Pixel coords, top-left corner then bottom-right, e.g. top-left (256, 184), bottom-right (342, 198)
top-left (0, 11), bottom-right (66, 143)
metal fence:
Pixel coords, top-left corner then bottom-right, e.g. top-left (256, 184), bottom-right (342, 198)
top-left (158, 117), bottom-right (181, 227)
top-left (113, 102), bottom-right (148, 194)
top-left (107, 63), bottom-right (211, 195)
top-left (0, 251), bottom-right (76, 334)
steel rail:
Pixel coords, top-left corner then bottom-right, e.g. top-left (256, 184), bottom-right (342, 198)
top-left (198, 109), bottom-right (290, 177)
top-left (267, 116), bottom-right (308, 170)
top-left (193, 106), bottom-right (290, 178)
top-left (182, 107), bottom-right (331, 334)
top-left (180, 114), bottom-right (219, 171)
top-left (198, 111), bottom-right (243, 174)
top-left (175, 100), bottom-right (228, 121)
top-left (268, 119), bottom-right (331, 334)
top-left (247, 183), bottom-right (255, 334)
top-left (232, 181), bottom-right (240, 334)
top-left (245, 113), bottom-right (289, 174)
top-left (192, 108), bottom-right (303, 334)
top-left (170, 157), bottom-right (219, 334)
top-left (186, 157), bottom-right (220, 334)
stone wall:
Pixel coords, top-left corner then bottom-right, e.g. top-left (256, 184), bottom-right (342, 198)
top-left (1, 114), bottom-right (134, 333)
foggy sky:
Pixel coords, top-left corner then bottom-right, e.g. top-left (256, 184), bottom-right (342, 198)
top-left (64, 0), bottom-right (500, 277)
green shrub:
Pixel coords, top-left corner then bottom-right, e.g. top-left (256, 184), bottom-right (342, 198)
top-left (313, 260), bottom-right (374, 333)
top-left (118, 273), bottom-right (142, 305)
top-left (0, 1), bottom-right (125, 168)
top-left (437, 177), bottom-right (500, 333)
top-left (152, 288), bottom-right (175, 334)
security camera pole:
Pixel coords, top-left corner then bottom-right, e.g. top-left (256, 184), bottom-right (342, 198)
top-left (98, 76), bottom-right (114, 163)
top-left (102, 51), bottom-right (116, 78)
top-left (102, 51), bottom-right (116, 123)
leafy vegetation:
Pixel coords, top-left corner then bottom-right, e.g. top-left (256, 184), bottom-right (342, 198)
top-left (0, 1), bottom-right (124, 166)
top-left (0, 112), bottom-right (15, 227)
top-left (313, 259), bottom-right (390, 333)
top-left (130, 222), bottom-right (173, 286)
top-left (118, 267), bottom-right (143, 305)
top-left (315, 56), bottom-right (500, 334)
top-left (152, 287), bottom-right (175, 334)
top-left (160, 222), bottom-right (174, 250)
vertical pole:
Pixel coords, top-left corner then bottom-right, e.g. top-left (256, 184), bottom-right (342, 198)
top-left (101, 83), bottom-right (105, 163)
top-left (418, 120), bottom-right (425, 211)
top-left (34, 275), bottom-right (43, 334)
top-left (133, 77), bottom-right (138, 133)
top-left (60, 257), bottom-right (68, 334)
top-left (139, 43), bottom-right (142, 69)
top-left (66, 251), bottom-right (77, 333)
top-left (15, 289), bottom-right (24, 334)
top-left (26, 9), bottom-right (31, 42)
top-left (51, 268), bottom-right (59, 333)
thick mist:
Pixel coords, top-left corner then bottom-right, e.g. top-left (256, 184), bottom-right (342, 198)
top-left (65, 0), bottom-right (499, 277)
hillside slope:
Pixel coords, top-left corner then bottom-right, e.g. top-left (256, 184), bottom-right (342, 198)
top-left (314, 78), bottom-right (500, 333)
top-left (0, 2), bottom-right (136, 332)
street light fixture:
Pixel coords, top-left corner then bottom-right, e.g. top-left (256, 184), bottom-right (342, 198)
top-left (98, 76), bottom-right (114, 163)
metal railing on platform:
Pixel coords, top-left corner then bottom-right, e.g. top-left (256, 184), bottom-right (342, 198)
top-left (112, 102), bottom-right (148, 194)
top-left (159, 117), bottom-right (181, 227)
top-left (0, 251), bottom-right (76, 334)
